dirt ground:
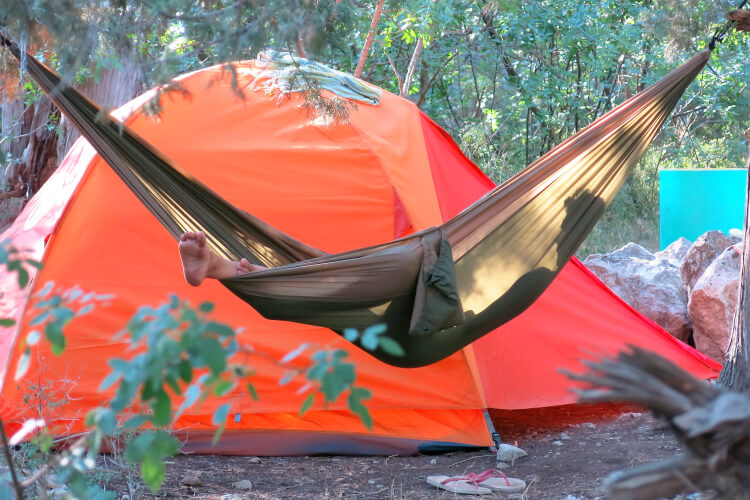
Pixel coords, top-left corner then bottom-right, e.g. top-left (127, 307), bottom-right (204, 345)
top-left (96, 403), bottom-right (713, 500)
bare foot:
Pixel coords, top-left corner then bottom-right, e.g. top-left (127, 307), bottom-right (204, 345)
top-left (236, 258), bottom-right (267, 276)
top-left (178, 231), bottom-right (211, 286)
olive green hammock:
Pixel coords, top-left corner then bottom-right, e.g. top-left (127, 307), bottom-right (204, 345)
top-left (1, 36), bottom-right (709, 367)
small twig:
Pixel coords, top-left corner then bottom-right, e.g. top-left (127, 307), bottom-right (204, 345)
top-left (267, 484), bottom-right (298, 495)
top-left (446, 454), bottom-right (491, 468)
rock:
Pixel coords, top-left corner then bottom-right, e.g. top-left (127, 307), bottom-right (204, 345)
top-left (689, 245), bottom-right (741, 362)
top-left (180, 473), bottom-right (202, 486)
top-left (560, 432), bottom-right (571, 440)
top-left (495, 461), bottom-right (509, 469)
top-left (582, 422), bottom-right (596, 429)
top-left (584, 242), bottom-right (691, 341)
top-left (654, 237), bottom-right (692, 267)
top-left (729, 228), bottom-right (743, 243)
top-left (429, 458), bottom-right (437, 464)
top-left (681, 230), bottom-right (734, 293)
top-left (496, 443), bottom-right (528, 462)
top-left (220, 495), bottom-right (242, 500)
top-left (248, 456), bottom-right (261, 464)
top-left (552, 440), bottom-right (563, 446)
top-left (232, 479), bottom-right (253, 490)
top-left (617, 412), bottom-right (643, 420)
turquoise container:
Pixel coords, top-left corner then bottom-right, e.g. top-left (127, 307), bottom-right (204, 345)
top-left (659, 169), bottom-right (747, 250)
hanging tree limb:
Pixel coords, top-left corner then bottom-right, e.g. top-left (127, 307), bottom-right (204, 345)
top-left (354, 0), bottom-right (385, 79)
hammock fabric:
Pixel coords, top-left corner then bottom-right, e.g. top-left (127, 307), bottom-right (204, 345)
top-left (1, 36), bottom-right (709, 367)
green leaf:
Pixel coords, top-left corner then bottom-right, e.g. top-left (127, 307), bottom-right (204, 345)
top-left (0, 319), bottom-right (15, 327)
top-left (198, 337), bottom-right (226, 375)
top-left (199, 301), bottom-right (214, 313)
top-left (334, 362), bottom-right (355, 385)
top-left (14, 347), bottom-right (31, 381)
top-left (281, 343), bottom-right (309, 364)
top-left (123, 415), bottom-right (151, 429)
top-left (24, 259), bottom-right (43, 270)
top-left (176, 384), bottom-right (200, 418)
top-left (377, 336), bottom-right (405, 357)
top-left (321, 371), bottom-right (346, 402)
top-left (211, 403), bottom-right (231, 445)
top-left (90, 408), bottom-right (117, 435)
top-left (214, 379), bottom-right (233, 397)
top-left (347, 387), bottom-right (373, 429)
top-left (205, 321), bottom-right (235, 339)
top-left (44, 321), bottom-right (66, 355)
top-left (78, 304), bottom-right (94, 316)
top-left (247, 383), bottom-right (259, 401)
top-left (99, 370), bottom-right (122, 391)
top-left (151, 390), bottom-right (172, 427)
top-left (212, 403), bottom-right (231, 426)
top-left (343, 328), bottom-right (359, 342)
top-left (15, 267), bottom-right (29, 288)
top-left (299, 393), bottom-right (314, 416)
top-left (363, 324), bottom-right (387, 337)
top-left (141, 450), bottom-right (166, 492)
top-left (125, 432), bottom-right (157, 462)
top-left (177, 359), bottom-right (193, 383)
top-left (360, 330), bottom-right (379, 351)
top-left (25, 330), bottom-right (41, 346)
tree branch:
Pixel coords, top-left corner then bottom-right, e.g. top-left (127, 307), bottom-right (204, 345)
top-left (400, 37), bottom-right (423, 98)
top-left (354, 0), bottom-right (385, 78)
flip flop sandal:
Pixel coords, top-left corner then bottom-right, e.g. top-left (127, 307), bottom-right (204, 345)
top-left (426, 475), bottom-right (493, 495)
top-left (476, 470), bottom-right (526, 493)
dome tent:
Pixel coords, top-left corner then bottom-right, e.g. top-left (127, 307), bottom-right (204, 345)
top-left (0, 58), bottom-right (719, 455)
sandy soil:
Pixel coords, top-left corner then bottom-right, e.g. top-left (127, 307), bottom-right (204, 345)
top-left (94, 404), bottom-right (714, 500)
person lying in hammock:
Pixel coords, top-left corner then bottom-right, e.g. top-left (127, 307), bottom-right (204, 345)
top-left (178, 231), bottom-right (266, 286)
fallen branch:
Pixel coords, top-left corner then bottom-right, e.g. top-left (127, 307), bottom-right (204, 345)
top-left (565, 346), bottom-right (750, 499)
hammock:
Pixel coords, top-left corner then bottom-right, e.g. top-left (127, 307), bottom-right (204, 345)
top-left (1, 35), bottom-right (709, 367)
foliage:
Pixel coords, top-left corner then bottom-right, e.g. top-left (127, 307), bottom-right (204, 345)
top-left (2, 1), bottom-right (748, 251)
top-left (0, 242), bottom-right (396, 497)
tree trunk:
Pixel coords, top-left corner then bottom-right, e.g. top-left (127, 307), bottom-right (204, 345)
top-left (718, 126), bottom-right (750, 392)
top-left (1, 54), bottom-right (142, 230)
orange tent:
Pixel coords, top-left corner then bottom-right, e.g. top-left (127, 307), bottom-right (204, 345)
top-left (0, 61), bottom-right (720, 454)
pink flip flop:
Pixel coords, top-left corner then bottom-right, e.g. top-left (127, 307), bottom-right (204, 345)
top-left (426, 475), bottom-right (493, 495)
top-left (474, 469), bottom-right (526, 493)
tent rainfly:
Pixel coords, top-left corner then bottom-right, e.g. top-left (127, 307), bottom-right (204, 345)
top-left (0, 58), bottom-right (719, 455)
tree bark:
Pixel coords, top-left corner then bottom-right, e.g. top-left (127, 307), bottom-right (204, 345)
top-left (1, 54), bottom-right (142, 200)
top-left (718, 126), bottom-right (750, 392)
top-left (353, 0), bottom-right (385, 79)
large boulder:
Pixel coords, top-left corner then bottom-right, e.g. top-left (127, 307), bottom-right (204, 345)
top-left (584, 242), bottom-right (691, 341)
top-left (655, 237), bottom-right (692, 268)
top-left (688, 245), bottom-right (742, 363)
top-left (681, 231), bottom-right (734, 293)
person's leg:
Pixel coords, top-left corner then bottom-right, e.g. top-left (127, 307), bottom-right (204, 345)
top-left (178, 231), bottom-right (265, 286)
